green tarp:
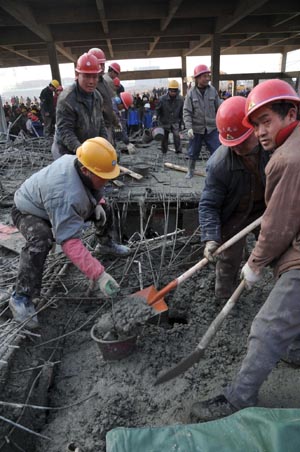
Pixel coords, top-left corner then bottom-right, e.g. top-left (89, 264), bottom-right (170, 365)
top-left (106, 407), bottom-right (300, 452)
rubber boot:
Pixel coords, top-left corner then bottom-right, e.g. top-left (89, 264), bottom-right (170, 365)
top-left (96, 237), bottom-right (131, 257)
top-left (9, 292), bottom-right (39, 329)
top-left (185, 159), bottom-right (196, 179)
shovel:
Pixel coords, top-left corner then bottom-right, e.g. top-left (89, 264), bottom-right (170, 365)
top-left (154, 279), bottom-right (246, 385)
top-left (137, 216), bottom-right (261, 313)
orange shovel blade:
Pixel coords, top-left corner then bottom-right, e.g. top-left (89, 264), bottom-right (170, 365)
top-left (131, 285), bottom-right (168, 313)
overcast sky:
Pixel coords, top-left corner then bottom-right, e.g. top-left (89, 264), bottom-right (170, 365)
top-left (1, 50), bottom-right (299, 94)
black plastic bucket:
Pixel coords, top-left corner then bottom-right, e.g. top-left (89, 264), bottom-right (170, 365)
top-left (90, 324), bottom-right (137, 361)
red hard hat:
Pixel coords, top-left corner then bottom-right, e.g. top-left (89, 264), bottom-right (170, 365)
top-left (194, 64), bottom-right (210, 78)
top-left (109, 62), bottom-right (121, 74)
top-left (76, 53), bottom-right (101, 74)
top-left (113, 77), bottom-right (121, 87)
top-left (243, 79), bottom-right (300, 127)
top-left (120, 92), bottom-right (133, 110)
top-left (88, 47), bottom-right (106, 63)
top-left (217, 96), bottom-right (254, 147)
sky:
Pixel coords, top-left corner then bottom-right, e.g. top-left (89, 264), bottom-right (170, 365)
top-left (0, 50), bottom-right (299, 97)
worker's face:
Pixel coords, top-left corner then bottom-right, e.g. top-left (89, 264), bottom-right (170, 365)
top-left (81, 167), bottom-right (107, 190)
top-left (77, 73), bottom-right (99, 93)
top-left (231, 132), bottom-right (258, 156)
top-left (168, 89), bottom-right (178, 97)
top-left (196, 73), bottom-right (210, 88)
top-left (250, 105), bottom-right (297, 151)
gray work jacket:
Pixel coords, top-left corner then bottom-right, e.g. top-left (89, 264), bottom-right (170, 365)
top-left (183, 85), bottom-right (222, 134)
top-left (14, 156), bottom-right (100, 244)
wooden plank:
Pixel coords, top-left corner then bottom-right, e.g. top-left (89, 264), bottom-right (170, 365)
top-left (119, 165), bottom-right (143, 180)
top-left (164, 162), bottom-right (205, 177)
top-left (0, 223), bottom-right (25, 254)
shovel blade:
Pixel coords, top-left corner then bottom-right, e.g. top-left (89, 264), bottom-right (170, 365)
top-left (132, 285), bottom-right (168, 313)
top-left (154, 348), bottom-right (204, 385)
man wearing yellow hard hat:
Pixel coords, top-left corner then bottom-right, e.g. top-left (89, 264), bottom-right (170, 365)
top-left (39, 79), bottom-right (60, 137)
top-left (9, 137), bottom-right (121, 329)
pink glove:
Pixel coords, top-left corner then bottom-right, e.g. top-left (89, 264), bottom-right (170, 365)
top-left (62, 238), bottom-right (104, 280)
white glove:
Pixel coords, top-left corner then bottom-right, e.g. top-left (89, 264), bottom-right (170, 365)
top-left (240, 262), bottom-right (262, 290)
top-left (152, 115), bottom-right (157, 121)
top-left (94, 204), bottom-right (106, 227)
top-left (98, 271), bottom-right (120, 297)
top-left (204, 240), bottom-right (220, 263)
top-left (187, 128), bottom-right (194, 139)
top-left (127, 143), bottom-right (136, 154)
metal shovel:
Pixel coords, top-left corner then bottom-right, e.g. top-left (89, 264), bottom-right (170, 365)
top-left (154, 279), bottom-right (246, 385)
top-left (136, 216), bottom-right (261, 313)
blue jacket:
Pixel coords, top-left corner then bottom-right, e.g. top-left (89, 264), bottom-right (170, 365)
top-left (14, 156), bottom-right (103, 244)
top-left (199, 145), bottom-right (269, 243)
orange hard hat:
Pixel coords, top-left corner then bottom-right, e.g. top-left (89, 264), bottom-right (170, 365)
top-left (76, 137), bottom-right (120, 179)
top-left (88, 47), bottom-right (106, 63)
top-left (120, 92), bottom-right (133, 110)
top-left (76, 53), bottom-right (101, 74)
top-left (109, 62), bottom-right (121, 74)
top-left (243, 79), bottom-right (300, 127)
top-left (194, 64), bottom-right (210, 78)
top-left (217, 96), bottom-right (254, 147)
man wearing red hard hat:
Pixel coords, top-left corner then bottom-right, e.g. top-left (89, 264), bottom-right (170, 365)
top-left (192, 79), bottom-right (300, 422)
top-left (183, 64), bottom-right (222, 178)
top-left (199, 95), bottom-right (269, 302)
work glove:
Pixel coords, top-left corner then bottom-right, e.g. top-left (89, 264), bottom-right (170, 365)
top-left (98, 271), bottom-right (120, 297)
top-left (240, 262), bottom-right (262, 290)
top-left (94, 204), bottom-right (106, 228)
top-left (187, 128), bottom-right (194, 139)
top-left (152, 115), bottom-right (157, 121)
top-left (127, 143), bottom-right (136, 154)
top-left (204, 240), bottom-right (220, 263)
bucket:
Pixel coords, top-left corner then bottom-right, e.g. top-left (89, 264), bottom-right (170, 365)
top-left (132, 163), bottom-right (151, 176)
top-left (91, 324), bottom-right (137, 361)
top-left (152, 127), bottom-right (164, 141)
top-left (142, 128), bottom-right (153, 143)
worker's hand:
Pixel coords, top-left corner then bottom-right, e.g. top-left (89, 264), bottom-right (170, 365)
top-left (152, 115), bottom-right (157, 121)
top-left (240, 262), bottom-right (261, 290)
top-left (204, 240), bottom-right (220, 263)
top-left (94, 204), bottom-right (106, 227)
top-left (187, 128), bottom-right (194, 139)
top-left (97, 271), bottom-right (120, 297)
top-left (127, 143), bottom-right (136, 154)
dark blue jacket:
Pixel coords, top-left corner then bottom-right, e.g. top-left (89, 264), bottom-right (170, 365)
top-left (199, 144), bottom-right (270, 243)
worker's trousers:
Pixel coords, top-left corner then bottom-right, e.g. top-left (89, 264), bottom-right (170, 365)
top-left (188, 129), bottom-right (220, 159)
top-left (161, 124), bottom-right (182, 153)
top-left (11, 205), bottom-right (54, 299)
top-left (225, 269), bottom-right (300, 408)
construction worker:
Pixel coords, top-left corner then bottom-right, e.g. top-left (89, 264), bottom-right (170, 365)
top-left (112, 92), bottom-right (136, 154)
top-left (39, 79), bottom-right (59, 137)
top-left (154, 80), bottom-right (184, 154)
top-left (88, 48), bottom-right (120, 145)
top-left (9, 138), bottom-right (122, 330)
top-left (51, 53), bottom-right (107, 159)
top-left (199, 96), bottom-right (269, 300)
top-left (191, 79), bottom-right (300, 422)
top-left (104, 62), bottom-right (121, 95)
top-left (183, 64), bottom-right (222, 178)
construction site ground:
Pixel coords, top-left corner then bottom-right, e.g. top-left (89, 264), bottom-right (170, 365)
top-left (0, 135), bottom-right (300, 452)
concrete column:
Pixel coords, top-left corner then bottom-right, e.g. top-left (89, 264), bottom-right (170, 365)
top-left (47, 42), bottom-right (61, 83)
top-left (211, 33), bottom-right (220, 91)
top-left (181, 56), bottom-right (187, 95)
top-left (281, 51), bottom-right (287, 73)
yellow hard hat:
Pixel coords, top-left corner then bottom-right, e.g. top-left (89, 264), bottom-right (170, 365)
top-left (76, 137), bottom-right (120, 180)
top-left (50, 79), bottom-right (60, 89)
top-left (168, 80), bottom-right (179, 90)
